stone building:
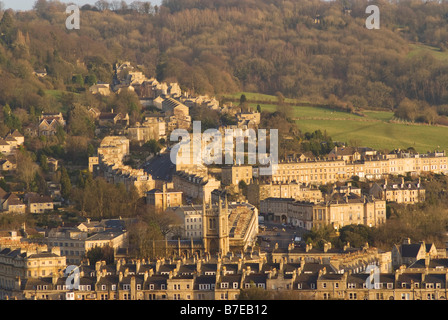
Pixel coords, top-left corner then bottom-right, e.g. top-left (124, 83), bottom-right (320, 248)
top-left (369, 178), bottom-right (425, 204)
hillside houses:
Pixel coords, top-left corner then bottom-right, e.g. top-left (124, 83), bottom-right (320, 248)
top-left (38, 113), bottom-right (66, 136)
top-left (92, 136), bottom-right (155, 196)
top-left (27, 195), bottom-right (54, 214)
top-left (0, 189), bottom-right (56, 214)
top-left (127, 116), bottom-right (166, 144)
top-left (0, 130), bottom-right (24, 156)
top-left (89, 83), bottom-right (111, 96)
top-left (0, 191), bottom-right (26, 214)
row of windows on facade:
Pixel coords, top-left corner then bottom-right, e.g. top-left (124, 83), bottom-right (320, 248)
top-left (331, 292), bottom-right (441, 300)
top-left (27, 261), bottom-right (62, 266)
top-left (27, 279), bottom-right (266, 292)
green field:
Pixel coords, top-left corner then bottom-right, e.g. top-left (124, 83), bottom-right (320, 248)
top-left (222, 92), bottom-right (308, 104)
top-left (236, 95), bottom-right (448, 153)
top-left (408, 44), bottom-right (448, 62)
top-left (295, 118), bottom-right (448, 152)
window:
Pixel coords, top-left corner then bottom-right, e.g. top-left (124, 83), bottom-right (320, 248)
top-left (199, 284), bottom-right (211, 290)
top-left (221, 282), bottom-right (228, 289)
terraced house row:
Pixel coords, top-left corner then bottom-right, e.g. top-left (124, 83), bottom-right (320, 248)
top-left (5, 251), bottom-right (448, 301)
top-left (262, 149), bottom-right (448, 185)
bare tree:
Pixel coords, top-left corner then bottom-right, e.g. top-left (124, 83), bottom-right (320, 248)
top-left (95, 0), bottom-right (110, 11)
top-left (16, 151), bottom-right (38, 191)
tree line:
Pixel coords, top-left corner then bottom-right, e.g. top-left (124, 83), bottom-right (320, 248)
top-left (0, 0), bottom-right (448, 119)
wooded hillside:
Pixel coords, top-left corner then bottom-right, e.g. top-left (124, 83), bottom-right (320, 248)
top-left (0, 0), bottom-right (448, 118)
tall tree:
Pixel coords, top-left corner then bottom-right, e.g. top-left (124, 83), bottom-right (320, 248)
top-left (60, 166), bottom-right (72, 200)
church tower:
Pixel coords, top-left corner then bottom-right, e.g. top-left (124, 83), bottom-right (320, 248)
top-left (202, 196), bottom-right (229, 256)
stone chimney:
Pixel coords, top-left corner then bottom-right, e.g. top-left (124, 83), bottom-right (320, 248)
top-left (95, 261), bottom-right (102, 273)
top-left (15, 277), bottom-right (21, 291)
top-left (217, 258), bottom-right (222, 274)
top-left (119, 271), bottom-right (123, 282)
top-left (425, 253), bottom-right (430, 268)
top-left (237, 259), bottom-right (242, 274)
top-left (259, 257), bottom-right (264, 272)
top-left (116, 259), bottom-right (122, 274)
top-left (52, 273), bottom-right (59, 286)
top-left (196, 259), bottom-right (202, 275)
top-left (288, 243), bottom-right (294, 252)
top-left (306, 243), bottom-right (313, 252)
top-left (394, 268), bottom-right (401, 281)
top-left (136, 260), bottom-right (141, 274)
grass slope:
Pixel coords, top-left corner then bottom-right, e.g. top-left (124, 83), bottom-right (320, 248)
top-left (225, 91), bottom-right (448, 153)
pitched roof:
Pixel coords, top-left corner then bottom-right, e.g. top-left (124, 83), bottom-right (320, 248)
top-left (401, 243), bottom-right (423, 258)
top-left (28, 195), bottom-right (53, 204)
